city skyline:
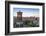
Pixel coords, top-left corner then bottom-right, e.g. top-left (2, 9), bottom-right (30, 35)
top-left (13, 8), bottom-right (39, 17)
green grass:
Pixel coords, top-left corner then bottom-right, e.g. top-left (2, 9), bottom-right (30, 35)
top-left (24, 20), bottom-right (39, 27)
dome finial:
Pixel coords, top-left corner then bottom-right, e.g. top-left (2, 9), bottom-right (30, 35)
top-left (19, 10), bottom-right (21, 12)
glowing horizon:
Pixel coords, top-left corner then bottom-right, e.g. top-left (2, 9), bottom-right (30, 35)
top-left (13, 8), bottom-right (39, 17)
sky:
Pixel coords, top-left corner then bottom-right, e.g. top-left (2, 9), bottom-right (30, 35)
top-left (13, 8), bottom-right (39, 17)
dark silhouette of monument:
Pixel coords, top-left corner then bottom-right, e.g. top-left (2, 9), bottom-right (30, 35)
top-left (17, 10), bottom-right (22, 21)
